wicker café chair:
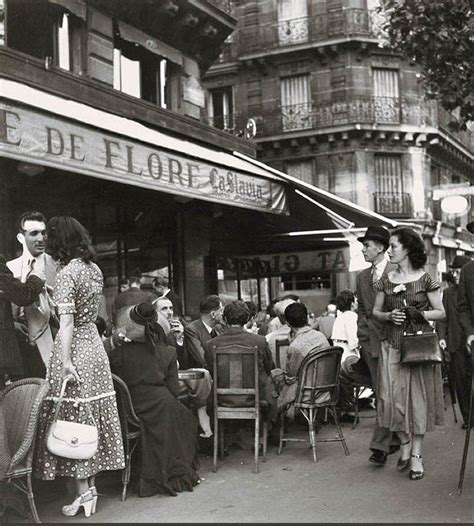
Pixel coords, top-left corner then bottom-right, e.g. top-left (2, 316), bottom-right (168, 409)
top-left (1, 378), bottom-right (49, 523)
top-left (112, 374), bottom-right (142, 502)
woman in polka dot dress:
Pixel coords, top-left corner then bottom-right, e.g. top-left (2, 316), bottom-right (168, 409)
top-left (34, 217), bottom-right (124, 518)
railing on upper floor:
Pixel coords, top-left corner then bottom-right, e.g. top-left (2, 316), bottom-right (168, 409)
top-left (205, 96), bottom-right (438, 136)
top-left (237, 9), bottom-right (377, 55)
top-left (373, 192), bottom-right (413, 218)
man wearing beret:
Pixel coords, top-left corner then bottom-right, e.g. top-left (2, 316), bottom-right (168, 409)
top-left (438, 254), bottom-right (472, 428)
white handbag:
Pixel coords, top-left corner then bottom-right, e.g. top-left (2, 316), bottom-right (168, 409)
top-left (46, 376), bottom-right (99, 460)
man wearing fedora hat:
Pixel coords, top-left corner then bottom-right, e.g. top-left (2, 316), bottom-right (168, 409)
top-left (438, 254), bottom-right (472, 428)
top-left (340, 225), bottom-right (399, 465)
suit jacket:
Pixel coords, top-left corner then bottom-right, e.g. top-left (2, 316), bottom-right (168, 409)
top-left (204, 326), bottom-right (273, 407)
top-left (457, 260), bottom-right (474, 341)
top-left (437, 285), bottom-right (463, 353)
top-left (6, 253), bottom-right (57, 287)
top-left (184, 318), bottom-right (222, 369)
top-left (356, 262), bottom-right (394, 358)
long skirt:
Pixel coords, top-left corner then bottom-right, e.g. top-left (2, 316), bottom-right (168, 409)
top-left (377, 340), bottom-right (445, 435)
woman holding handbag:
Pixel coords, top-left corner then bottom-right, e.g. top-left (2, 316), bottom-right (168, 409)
top-left (34, 217), bottom-right (124, 517)
top-left (372, 227), bottom-right (445, 481)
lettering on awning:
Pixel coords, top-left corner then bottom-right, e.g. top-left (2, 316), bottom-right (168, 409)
top-left (0, 103), bottom-right (288, 215)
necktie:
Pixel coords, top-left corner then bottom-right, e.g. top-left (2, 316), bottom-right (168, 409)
top-left (210, 328), bottom-right (218, 338)
top-left (27, 258), bottom-right (36, 278)
top-left (371, 265), bottom-right (378, 288)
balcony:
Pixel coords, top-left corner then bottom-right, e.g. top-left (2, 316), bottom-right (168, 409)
top-left (373, 192), bottom-right (413, 218)
top-left (205, 96), bottom-right (437, 137)
top-left (237, 9), bottom-right (377, 56)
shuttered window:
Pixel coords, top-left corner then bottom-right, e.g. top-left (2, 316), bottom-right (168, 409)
top-left (373, 68), bottom-right (400, 122)
top-left (281, 75), bottom-right (312, 131)
top-left (374, 154), bottom-right (410, 216)
top-left (277, 0), bottom-right (308, 45)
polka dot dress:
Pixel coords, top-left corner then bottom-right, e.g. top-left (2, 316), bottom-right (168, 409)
top-left (34, 258), bottom-right (125, 480)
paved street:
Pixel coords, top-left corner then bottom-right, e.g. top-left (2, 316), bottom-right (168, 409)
top-left (4, 405), bottom-right (473, 523)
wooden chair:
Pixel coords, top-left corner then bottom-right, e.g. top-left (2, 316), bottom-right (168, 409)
top-left (211, 344), bottom-right (268, 474)
top-left (112, 374), bottom-right (142, 501)
top-left (1, 378), bottom-right (49, 523)
top-left (275, 338), bottom-right (290, 370)
top-left (277, 346), bottom-right (350, 462)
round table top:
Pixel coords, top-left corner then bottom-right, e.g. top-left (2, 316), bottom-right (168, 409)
top-left (178, 370), bottom-right (205, 380)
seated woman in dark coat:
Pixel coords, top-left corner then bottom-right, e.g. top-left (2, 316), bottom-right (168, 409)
top-left (107, 303), bottom-right (200, 497)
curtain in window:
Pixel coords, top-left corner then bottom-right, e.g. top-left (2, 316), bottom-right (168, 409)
top-left (372, 68), bottom-right (400, 122)
top-left (374, 155), bottom-right (407, 215)
top-left (281, 75), bottom-right (312, 131)
top-left (277, 0), bottom-right (308, 45)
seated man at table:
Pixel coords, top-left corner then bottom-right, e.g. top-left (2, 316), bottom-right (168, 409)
top-left (271, 302), bottom-right (330, 416)
top-left (204, 300), bottom-right (273, 408)
top-left (154, 297), bottom-right (213, 438)
top-left (108, 303), bottom-right (200, 497)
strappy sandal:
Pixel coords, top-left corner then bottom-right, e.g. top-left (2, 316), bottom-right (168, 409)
top-left (397, 440), bottom-right (411, 472)
top-left (409, 454), bottom-right (424, 480)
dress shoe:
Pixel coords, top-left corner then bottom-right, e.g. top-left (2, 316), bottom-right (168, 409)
top-left (369, 449), bottom-right (387, 466)
top-left (461, 422), bottom-right (473, 430)
top-left (389, 444), bottom-right (401, 455)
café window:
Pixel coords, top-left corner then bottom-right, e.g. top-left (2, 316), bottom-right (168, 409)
top-left (113, 37), bottom-right (170, 108)
top-left (281, 272), bottom-right (331, 291)
top-left (208, 86), bottom-right (234, 130)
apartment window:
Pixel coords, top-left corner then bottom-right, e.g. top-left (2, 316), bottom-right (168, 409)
top-left (281, 75), bottom-right (312, 131)
top-left (277, 0), bottom-right (308, 46)
top-left (374, 155), bottom-right (411, 216)
top-left (286, 160), bottom-right (314, 185)
top-left (54, 13), bottom-right (84, 74)
top-left (113, 37), bottom-right (170, 107)
top-left (208, 87), bottom-right (234, 130)
top-left (372, 67), bottom-right (400, 123)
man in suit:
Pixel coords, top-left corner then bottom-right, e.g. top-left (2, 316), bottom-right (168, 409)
top-left (457, 221), bottom-right (474, 428)
top-left (438, 255), bottom-right (472, 428)
top-left (339, 225), bottom-right (399, 466)
top-left (154, 296), bottom-right (213, 437)
top-left (184, 295), bottom-right (224, 369)
top-left (7, 211), bottom-right (58, 378)
top-left (153, 271), bottom-right (182, 317)
top-left (204, 300), bottom-right (273, 408)
top-left (265, 298), bottom-right (296, 367)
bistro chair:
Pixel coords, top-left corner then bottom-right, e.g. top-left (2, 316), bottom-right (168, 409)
top-left (275, 338), bottom-right (290, 370)
top-left (211, 344), bottom-right (268, 474)
top-left (277, 346), bottom-right (350, 462)
top-left (1, 378), bottom-right (49, 523)
top-left (112, 374), bottom-right (142, 502)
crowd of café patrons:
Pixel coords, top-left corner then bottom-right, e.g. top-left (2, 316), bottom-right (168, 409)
top-left (1, 212), bottom-right (473, 519)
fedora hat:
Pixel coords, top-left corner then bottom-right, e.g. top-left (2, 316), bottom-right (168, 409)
top-left (467, 221), bottom-right (474, 234)
top-left (357, 225), bottom-right (390, 247)
top-left (450, 255), bottom-right (472, 269)
top-left (115, 302), bottom-right (157, 343)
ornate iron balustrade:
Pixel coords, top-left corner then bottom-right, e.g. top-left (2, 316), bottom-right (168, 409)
top-left (238, 9), bottom-right (375, 55)
top-left (206, 113), bottom-right (237, 132)
top-left (373, 192), bottom-right (413, 218)
top-left (204, 97), bottom-right (437, 136)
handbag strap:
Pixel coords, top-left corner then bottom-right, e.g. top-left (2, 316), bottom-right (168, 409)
top-left (52, 375), bottom-right (97, 427)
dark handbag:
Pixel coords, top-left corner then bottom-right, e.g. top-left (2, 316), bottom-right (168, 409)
top-left (400, 325), bottom-right (443, 366)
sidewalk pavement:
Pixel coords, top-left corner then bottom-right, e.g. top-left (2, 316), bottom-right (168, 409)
top-left (3, 404), bottom-right (473, 523)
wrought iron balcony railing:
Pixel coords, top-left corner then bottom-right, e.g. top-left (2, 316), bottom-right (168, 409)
top-left (205, 96), bottom-right (438, 136)
top-left (373, 192), bottom-right (413, 218)
top-left (237, 9), bottom-right (377, 55)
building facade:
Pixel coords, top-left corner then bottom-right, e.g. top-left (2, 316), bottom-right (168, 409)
top-left (203, 0), bottom-right (474, 310)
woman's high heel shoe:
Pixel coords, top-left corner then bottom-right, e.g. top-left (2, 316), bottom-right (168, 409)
top-left (89, 486), bottom-right (98, 514)
top-left (62, 489), bottom-right (95, 517)
top-left (397, 440), bottom-right (411, 472)
top-left (409, 454), bottom-right (424, 480)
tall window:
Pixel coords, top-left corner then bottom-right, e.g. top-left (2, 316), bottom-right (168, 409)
top-left (374, 154), bottom-right (410, 216)
top-left (208, 87), bottom-right (234, 130)
top-left (286, 160), bottom-right (314, 185)
top-left (372, 68), bottom-right (400, 122)
top-left (281, 75), bottom-right (312, 131)
top-left (113, 38), bottom-right (170, 107)
top-left (277, 0), bottom-right (308, 46)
